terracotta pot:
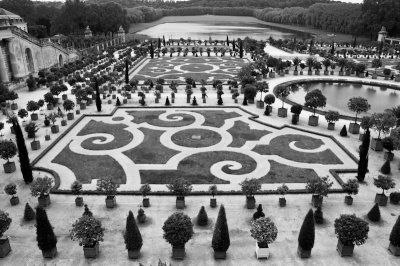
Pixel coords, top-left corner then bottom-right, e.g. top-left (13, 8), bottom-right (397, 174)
top-left (75, 196), bottom-right (83, 207)
top-left (3, 161), bottom-right (16, 173)
top-left (246, 196), bottom-right (256, 209)
top-left (278, 108), bottom-right (287, 118)
top-left (142, 198), bottom-right (150, 207)
top-left (31, 140), bottom-right (41, 150)
top-left (83, 242), bottom-right (99, 258)
top-left (297, 245), bottom-right (311, 258)
top-left (214, 250), bottom-right (227, 259)
top-left (0, 237), bottom-right (11, 258)
top-left (38, 194), bottom-right (51, 207)
top-left (172, 246), bottom-right (185, 260)
top-left (308, 115), bottom-right (319, 126)
top-left (105, 196), bottom-right (116, 208)
top-left (176, 197), bottom-right (185, 209)
top-left (279, 197), bottom-right (286, 207)
top-left (336, 240), bottom-right (354, 257)
top-left (10, 196), bottom-right (19, 206)
top-left (328, 122), bottom-right (335, 130)
top-left (344, 195), bottom-right (353, 205)
top-left (210, 198), bottom-right (217, 208)
top-left (375, 193), bottom-right (388, 206)
top-left (389, 243), bottom-right (400, 256)
top-left (42, 246), bottom-right (57, 258)
top-left (349, 123), bottom-right (360, 134)
top-left (31, 113), bottom-right (39, 121)
top-left (312, 195), bottom-right (323, 208)
top-left (128, 249), bottom-right (140, 259)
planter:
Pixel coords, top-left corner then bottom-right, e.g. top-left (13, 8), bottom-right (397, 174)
top-left (61, 120), bottom-right (67, 126)
top-left (255, 243), bottom-right (270, 259)
top-left (210, 198), bottom-right (217, 208)
top-left (256, 101), bottom-right (264, 109)
top-left (324, 71), bottom-right (329, 76)
top-left (214, 250), bottom-right (227, 259)
top-left (247, 98), bottom-right (254, 104)
top-left (308, 70), bottom-right (312, 76)
top-left (186, 96), bottom-right (191, 104)
top-left (328, 122), bottom-right (335, 130)
top-left (11, 103), bottom-right (18, 110)
top-left (359, 133), bottom-right (365, 141)
top-left (62, 94), bottom-right (68, 101)
top-left (279, 197), bottom-right (286, 207)
top-left (172, 246), bottom-right (185, 259)
top-left (269, 72), bottom-right (275, 78)
top-left (339, 71), bottom-right (344, 76)
top-left (0, 237), bottom-right (11, 258)
top-left (308, 115), bottom-right (319, 126)
top-left (176, 197), bottom-right (185, 209)
top-left (372, 73), bottom-right (378, 79)
top-left (127, 94), bottom-right (132, 99)
top-left (315, 70), bottom-right (320, 75)
top-left (371, 138), bottom-right (383, 151)
top-left (345, 70), bottom-right (351, 76)
top-left (105, 196), bottom-right (116, 208)
top-left (344, 195), bottom-right (353, 205)
top-left (143, 198), bottom-right (150, 207)
top-left (103, 94), bottom-right (107, 100)
top-left (256, 74), bottom-right (262, 81)
top-left (297, 245), bottom-right (311, 258)
top-left (42, 247), bottom-right (57, 258)
top-left (30, 140), bottom-right (41, 150)
top-left (47, 103), bottom-right (53, 110)
top-left (312, 195), bottom-right (323, 208)
top-left (300, 70), bottom-right (303, 75)
top-left (375, 193), bottom-right (388, 206)
top-left (76, 110), bottom-right (80, 115)
top-left (246, 196), bottom-right (256, 209)
top-left (10, 196), bottom-right (19, 206)
top-left (384, 152), bottom-right (394, 161)
top-left (278, 108), bottom-right (287, 118)
top-left (202, 98), bottom-right (206, 104)
top-left (80, 102), bottom-right (86, 110)
top-left (75, 196), bottom-right (83, 207)
top-left (67, 113), bottom-right (74, 120)
top-left (234, 99), bottom-right (238, 103)
top-left (112, 95), bottom-right (116, 99)
top-left (45, 135), bottom-right (51, 141)
top-left (336, 240), bottom-right (354, 257)
top-left (10, 126), bottom-right (15, 134)
top-left (108, 100), bottom-right (112, 104)
top-left (128, 249), bottom-right (140, 259)
top-left (31, 113), bottom-right (38, 121)
top-left (51, 125), bottom-right (59, 134)
top-left (38, 194), bottom-right (51, 207)
top-left (389, 243), bottom-right (400, 256)
top-left (123, 99), bottom-right (128, 104)
top-left (349, 123), bottom-right (360, 134)
top-left (83, 242), bottom-right (99, 259)
top-left (330, 71), bottom-right (334, 75)
top-left (155, 98), bottom-right (159, 104)
top-left (3, 161), bottom-right (16, 173)
top-left (294, 70), bottom-right (298, 76)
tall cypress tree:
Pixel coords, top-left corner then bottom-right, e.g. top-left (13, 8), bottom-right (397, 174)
top-left (212, 205), bottom-right (230, 253)
top-left (158, 38), bottom-right (161, 49)
top-left (298, 209), bottom-right (315, 252)
top-left (125, 210), bottom-right (143, 251)
top-left (163, 35), bottom-right (166, 47)
top-left (12, 119), bottom-right (32, 183)
top-left (95, 79), bottom-right (101, 112)
top-left (150, 42), bottom-right (154, 59)
top-left (226, 35), bottom-right (229, 46)
top-left (125, 59), bottom-right (129, 85)
top-left (357, 129), bottom-right (370, 182)
top-left (239, 41), bottom-right (243, 58)
top-left (36, 206), bottom-right (57, 252)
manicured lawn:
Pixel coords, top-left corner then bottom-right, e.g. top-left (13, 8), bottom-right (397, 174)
top-left (260, 160), bottom-right (319, 183)
top-left (227, 120), bottom-right (270, 147)
top-left (171, 128), bottom-right (222, 148)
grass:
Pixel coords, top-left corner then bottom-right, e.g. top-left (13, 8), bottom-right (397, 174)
top-left (127, 110), bottom-right (196, 127)
top-left (227, 120), bottom-right (270, 148)
top-left (190, 110), bottom-right (241, 128)
top-left (171, 128), bottom-right (222, 148)
top-left (259, 160), bottom-right (319, 183)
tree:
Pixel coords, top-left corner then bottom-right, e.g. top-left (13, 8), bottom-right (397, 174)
top-left (239, 178), bottom-right (261, 197)
top-left (325, 110), bottom-right (340, 124)
top-left (250, 217), bottom-right (277, 248)
top-left (347, 97), bottom-right (370, 124)
top-left (26, 100), bottom-right (39, 114)
top-left (12, 119), bottom-right (33, 183)
top-left (162, 212), bottom-right (193, 247)
top-left (371, 112), bottom-right (397, 139)
top-left (197, 206), bottom-right (208, 226)
top-left (124, 210), bottom-right (142, 251)
top-left (390, 216), bottom-right (400, 247)
top-left (275, 86), bottom-right (290, 108)
top-left (374, 175), bottom-right (396, 195)
top-left (357, 129), bottom-right (370, 182)
top-left (36, 206), bottom-right (57, 252)
top-left (298, 209), bottom-right (315, 251)
top-left (0, 140), bottom-right (17, 164)
top-left (70, 215), bottom-right (104, 247)
top-left (306, 176), bottom-right (333, 198)
top-left (372, 59), bottom-right (382, 74)
top-left (95, 79), bottom-right (101, 112)
top-left (125, 60), bottom-right (129, 85)
top-left (334, 214), bottom-right (369, 246)
top-left (304, 89), bottom-right (326, 116)
top-left (212, 205), bottom-right (230, 252)
top-left (340, 125), bottom-right (347, 137)
top-left (367, 203), bottom-right (381, 222)
top-left (166, 178), bottom-right (192, 197)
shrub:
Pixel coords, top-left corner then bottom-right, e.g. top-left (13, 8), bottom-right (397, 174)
top-left (242, 97), bottom-right (248, 105)
top-left (209, 184), bottom-right (218, 198)
top-left (389, 215), bottom-right (400, 246)
top-left (83, 204), bottom-right (92, 217)
top-left (390, 192), bottom-right (400, 204)
top-left (26, 100), bottom-right (39, 113)
top-left (70, 215), bottom-right (104, 247)
top-left (212, 205), bottom-right (230, 252)
top-left (166, 178), bottom-right (192, 197)
top-left (374, 175), bottom-right (396, 195)
top-left (165, 97), bottom-right (170, 106)
top-left (96, 177), bottom-right (119, 197)
top-left (4, 183), bottom-right (17, 196)
top-left (217, 98), bottom-right (223, 105)
top-left (298, 209), bottom-right (315, 250)
top-left (306, 176), bottom-right (333, 197)
top-left (343, 179), bottom-right (359, 196)
top-left (36, 206), bottom-right (57, 251)
top-left (277, 184), bottom-right (289, 197)
top-left (325, 110), bottom-right (340, 123)
top-left (239, 178), bottom-right (261, 197)
top-left (0, 139), bottom-right (17, 163)
top-left (125, 210), bottom-right (143, 251)
top-left (139, 183), bottom-right (151, 198)
top-left (381, 160), bottom-right (391, 174)
top-left (340, 125), bottom-right (348, 136)
top-left (314, 207), bottom-right (323, 224)
top-left (0, 210), bottom-right (12, 238)
top-left (137, 208), bottom-right (146, 223)
top-left (63, 99), bottom-right (75, 113)
top-left (24, 203), bottom-right (35, 221)
top-left (18, 109), bottom-right (28, 120)
top-left (71, 181), bottom-right (82, 195)
top-left (250, 217), bottom-right (277, 248)
top-left (334, 214), bottom-right (369, 246)
top-left (367, 203), bottom-right (381, 222)
top-left (30, 176), bottom-right (53, 197)
top-left (253, 204), bottom-right (265, 220)
top-left (162, 212), bottom-right (193, 247)
top-left (264, 94), bottom-right (275, 106)
top-left (290, 104), bottom-right (303, 115)
top-left (25, 122), bottom-right (39, 139)
top-left (197, 206), bottom-right (208, 226)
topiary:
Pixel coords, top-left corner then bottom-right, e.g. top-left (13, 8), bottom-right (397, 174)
top-left (165, 97), bottom-right (170, 106)
top-left (82, 204), bottom-right (92, 217)
top-left (36, 206), bottom-right (57, 252)
top-left (340, 125), bottom-right (348, 137)
top-left (217, 98), bottom-right (223, 105)
top-left (197, 206), bottom-right (208, 226)
top-left (389, 215), bottom-right (400, 247)
top-left (125, 210), bottom-right (143, 251)
top-left (314, 207), bottom-right (323, 224)
top-left (264, 106), bottom-right (270, 116)
top-left (24, 203), bottom-right (35, 221)
top-left (116, 97), bottom-right (121, 106)
top-left (162, 212), bottom-right (193, 247)
top-left (298, 209), bottom-right (315, 251)
top-left (253, 204), bottom-right (265, 220)
top-left (137, 208), bottom-right (146, 223)
top-left (381, 160), bottom-right (391, 175)
top-left (0, 210), bottom-right (12, 238)
top-left (367, 203), bottom-right (381, 222)
top-left (212, 205), bottom-right (230, 252)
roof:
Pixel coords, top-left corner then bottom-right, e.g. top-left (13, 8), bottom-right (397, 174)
top-left (0, 8), bottom-right (23, 20)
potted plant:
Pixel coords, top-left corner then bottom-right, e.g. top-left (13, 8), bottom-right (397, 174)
top-left (359, 116), bottom-right (373, 140)
top-left (390, 192), bottom-right (400, 205)
top-left (137, 207), bottom-right (146, 223)
top-left (256, 81), bottom-right (269, 109)
top-left (166, 178), bottom-right (192, 209)
top-left (343, 179), bottom-right (359, 205)
top-left (250, 217), bottom-right (277, 259)
top-left (212, 205), bottom-right (230, 259)
top-left (373, 175), bottom-right (395, 206)
top-left (18, 108), bottom-right (28, 123)
top-left (124, 210), bottom-right (143, 259)
top-left (264, 94), bottom-right (275, 113)
top-left (275, 86), bottom-right (290, 117)
top-left (277, 184), bottom-right (289, 207)
top-left (139, 184), bottom-right (151, 207)
top-left (347, 97), bottom-right (371, 134)
top-left (382, 136), bottom-right (395, 161)
top-left (239, 178), bottom-right (261, 209)
top-left (0, 210), bottom-right (12, 258)
top-left (305, 89), bottom-right (326, 126)
top-left (232, 90), bottom-right (239, 103)
top-left (371, 58), bottom-right (382, 79)
top-left (306, 176), bottom-right (333, 208)
top-left (44, 92), bottom-right (55, 110)
top-left (36, 206), bottom-right (58, 258)
top-left (4, 183), bottom-right (19, 206)
top-left (26, 122), bottom-right (40, 150)
top-left (389, 215), bottom-right (400, 256)
top-left (8, 91), bottom-right (18, 110)
top-left (59, 112), bottom-right (67, 126)
top-left (185, 85), bottom-right (193, 104)
top-left (290, 104), bottom-right (303, 125)
top-left (71, 181), bottom-right (83, 207)
top-left (47, 112), bottom-right (59, 134)
top-left (334, 214), bottom-right (369, 256)
top-left (244, 84), bottom-right (257, 104)
top-left (325, 110), bottom-right (340, 130)
top-left (63, 99), bottom-right (75, 120)
top-left (297, 209), bottom-right (315, 258)
top-left (0, 139), bottom-right (17, 173)
top-left (26, 100), bottom-right (39, 121)
top-left (162, 212), bottom-right (193, 260)
top-left (209, 184), bottom-right (218, 208)
top-left (306, 57), bottom-right (314, 75)
top-left (96, 177), bottom-right (119, 208)
top-left (30, 176), bottom-right (54, 207)
top-left (70, 215), bottom-right (104, 258)
top-left (371, 112), bottom-right (397, 151)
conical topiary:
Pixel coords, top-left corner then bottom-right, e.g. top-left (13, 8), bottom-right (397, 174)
top-left (242, 97), bottom-right (248, 106)
top-left (389, 215), bottom-right (400, 247)
top-left (314, 207), bottom-right (323, 224)
top-left (197, 206), bottom-right (208, 226)
top-left (116, 97), bottom-right (121, 106)
top-left (253, 204), bottom-right (265, 220)
top-left (212, 205), bottom-right (230, 253)
top-left (367, 203), bottom-right (381, 222)
top-left (340, 125), bottom-right (347, 137)
top-left (83, 204), bottom-right (92, 217)
top-left (125, 210), bottom-right (143, 252)
top-left (217, 98), bottom-right (223, 105)
top-left (264, 106), bottom-right (270, 116)
top-left (298, 209), bottom-right (315, 251)
top-left (381, 160), bottom-right (391, 175)
top-left (192, 96), bottom-right (198, 106)
top-left (165, 97), bottom-right (170, 106)
top-left (36, 206), bottom-right (57, 252)
top-left (24, 202), bottom-right (35, 221)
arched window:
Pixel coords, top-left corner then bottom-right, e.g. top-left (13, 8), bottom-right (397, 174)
top-left (59, 54), bottom-right (63, 67)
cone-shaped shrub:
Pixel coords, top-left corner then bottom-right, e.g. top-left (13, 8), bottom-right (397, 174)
top-left (367, 203), bottom-right (381, 222)
top-left (125, 210), bottom-right (143, 251)
top-left (242, 97), bottom-right (248, 106)
top-left (389, 216), bottom-right (400, 246)
top-left (24, 203), bottom-right (35, 221)
top-left (340, 125), bottom-right (347, 137)
top-left (298, 209), bottom-right (315, 251)
top-left (264, 106), bottom-right (270, 116)
top-left (36, 206), bottom-right (57, 252)
top-left (95, 80), bottom-right (102, 112)
top-left (165, 97), bottom-right (170, 106)
top-left (314, 207), bottom-right (323, 224)
top-left (83, 204), bottom-right (92, 217)
top-left (212, 205), bottom-right (230, 252)
top-left (116, 97), bottom-right (121, 106)
top-left (253, 204), bottom-right (265, 220)
top-left (197, 206), bottom-right (208, 226)
top-left (217, 98), bottom-right (223, 105)
top-left (381, 160), bottom-right (391, 175)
